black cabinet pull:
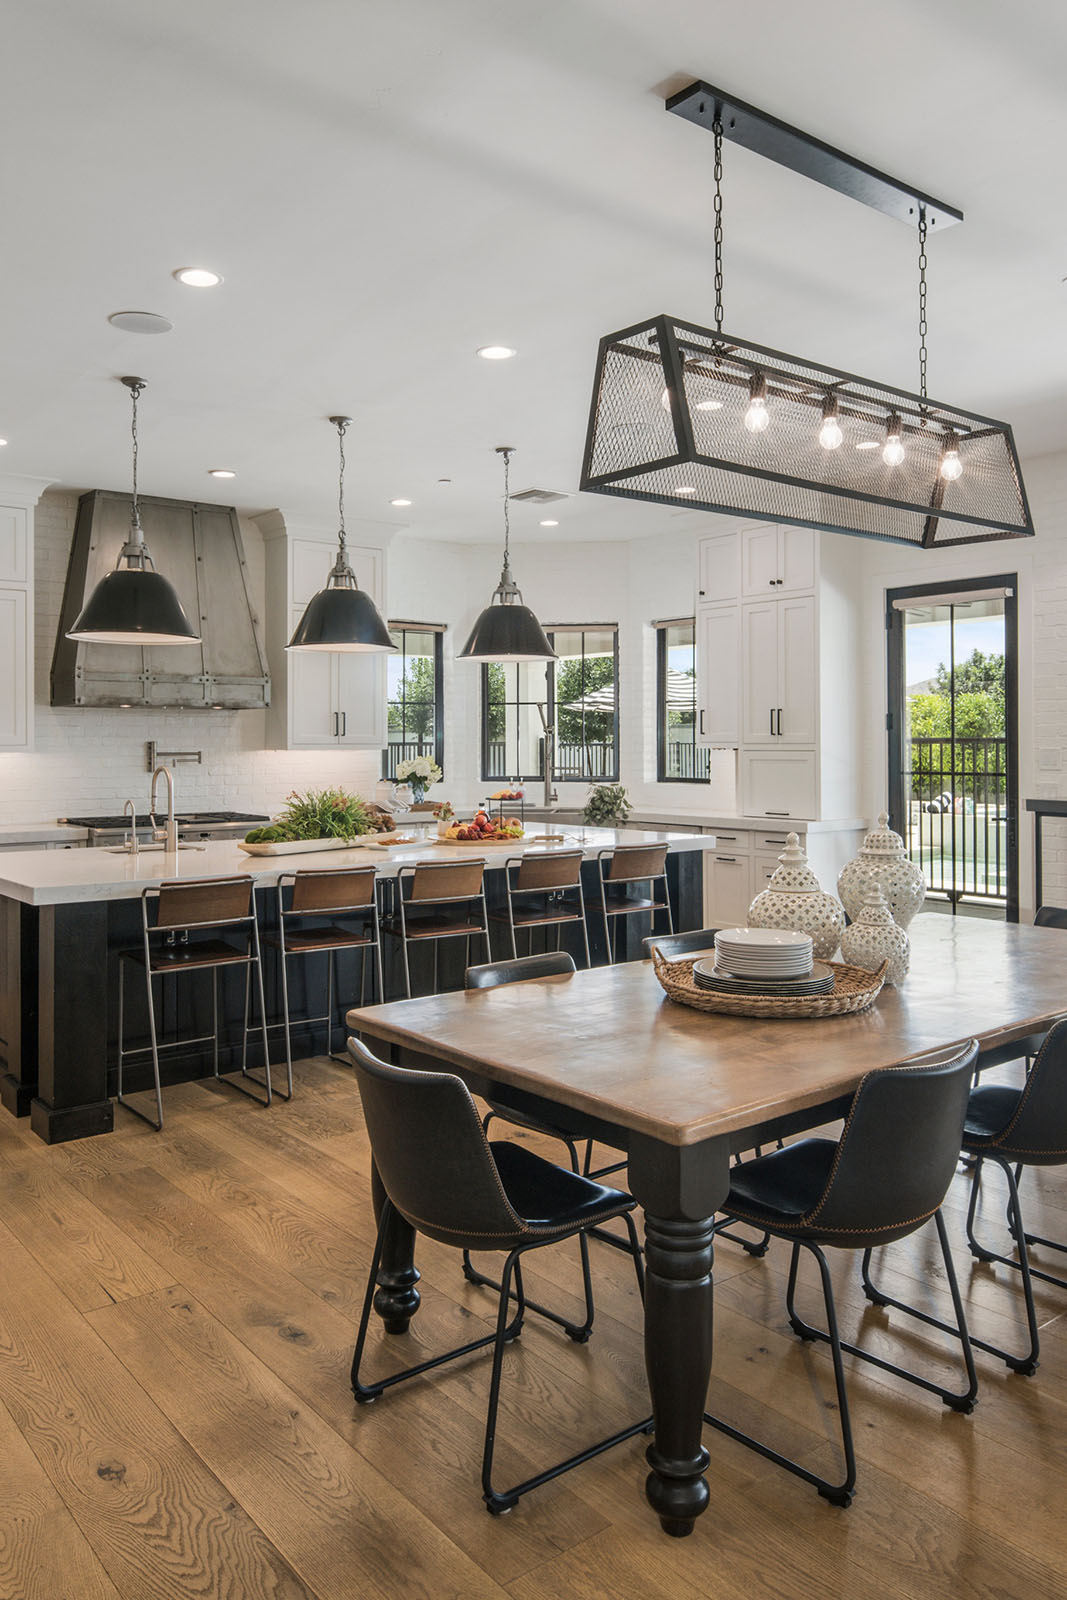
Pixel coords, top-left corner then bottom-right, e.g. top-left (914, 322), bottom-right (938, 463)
top-left (769, 708), bottom-right (775, 736)
top-left (341, 711), bottom-right (347, 737)
top-left (716, 856), bottom-right (737, 864)
top-left (333, 712), bottom-right (339, 737)
top-left (776, 707), bottom-right (783, 736)
top-left (699, 708), bottom-right (705, 735)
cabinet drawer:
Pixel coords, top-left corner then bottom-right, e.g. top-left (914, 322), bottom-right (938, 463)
top-left (740, 749), bottom-right (817, 820)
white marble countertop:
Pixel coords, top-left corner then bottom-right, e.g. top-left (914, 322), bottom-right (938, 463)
top-left (0, 822), bottom-right (89, 845)
top-left (0, 825), bottom-right (715, 907)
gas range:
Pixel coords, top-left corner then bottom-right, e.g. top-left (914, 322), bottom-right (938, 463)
top-left (61, 810), bottom-right (269, 846)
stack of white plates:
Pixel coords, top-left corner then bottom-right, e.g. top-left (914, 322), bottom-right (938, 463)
top-left (713, 927), bottom-right (814, 980)
top-left (693, 957), bottom-right (834, 997)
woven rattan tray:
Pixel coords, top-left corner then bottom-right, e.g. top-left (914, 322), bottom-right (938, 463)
top-left (651, 948), bottom-right (889, 1019)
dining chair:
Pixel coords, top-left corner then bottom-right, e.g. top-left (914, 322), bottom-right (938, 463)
top-left (643, 926), bottom-right (720, 961)
top-left (592, 843), bottom-right (673, 963)
top-left (256, 866), bottom-right (383, 1098)
top-left (346, 1035), bottom-right (649, 1515)
top-left (490, 850), bottom-right (591, 965)
top-left (380, 858), bottom-right (489, 997)
top-left (117, 875), bottom-right (272, 1130)
top-left (955, 1018), bottom-right (1067, 1375)
top-left (706, 1038), bottom-right (980, 1507)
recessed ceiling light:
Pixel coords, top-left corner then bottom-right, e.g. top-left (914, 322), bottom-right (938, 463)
top-left (539, 518), bottom-right (559, 527)
top-left (108, 310), bottom-right (174, 335)
top-left (674, 485), bottom-right (697, 496)
top-left (390, 498), bottom-right (412, 507)
top-left (174, 267), bottom-right (223, 288)
top-left (208, 468), bottom-right (237, 479)
top-left (855, 440), bottom-right (880, 451)
top-left (476, 345), bottom-right (516, 360)
top-left (0, 439), bottom-right (7, 448)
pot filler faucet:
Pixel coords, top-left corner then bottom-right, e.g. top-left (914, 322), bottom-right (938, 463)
top-left (150, 765), bottom-right (179, 854)
top-left (535, 703), bottom-right (559, 810)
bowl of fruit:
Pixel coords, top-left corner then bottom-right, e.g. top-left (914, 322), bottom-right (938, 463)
top-left (490, 787), bottom-right (524, 802)
top-left (440, 810), bottom-right (525, 844)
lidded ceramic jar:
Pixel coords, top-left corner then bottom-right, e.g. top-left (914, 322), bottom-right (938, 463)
top-left (837, 810), bottom-right (926, 928)
top-left (840, 883), bottom-right (910, 985)
top-left (747, 832), bottom-right (846, 960)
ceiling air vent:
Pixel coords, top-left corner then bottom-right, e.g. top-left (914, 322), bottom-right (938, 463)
top-left (509, 487), bottom-right (569, 505)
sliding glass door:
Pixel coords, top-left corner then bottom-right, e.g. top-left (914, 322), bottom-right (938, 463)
top-left (886, 576), bottom-right (1018, 921)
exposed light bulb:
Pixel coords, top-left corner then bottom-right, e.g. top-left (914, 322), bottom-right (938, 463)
top-left (744, 396), bottom-right (769, 434)
top-left (883, 413), bottom-right (905, 467)
top-left (940, 446), bottom-right (963, 482)
top-left (819, 397), bottom-right (843, 451)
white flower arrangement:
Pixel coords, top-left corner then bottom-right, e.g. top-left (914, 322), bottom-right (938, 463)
top-left (395, 756), bottom-right (442, 788)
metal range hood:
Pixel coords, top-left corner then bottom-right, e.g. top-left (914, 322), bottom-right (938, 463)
top-left (52, 490), bottom-right (270, 709)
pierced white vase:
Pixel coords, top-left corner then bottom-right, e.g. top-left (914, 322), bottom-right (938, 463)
top-left (840, 883), bottom-right (910, 985)
top-left (837, 810), bottom-right (926, 928)
top-left (747, 832), bottom-right (846, 961)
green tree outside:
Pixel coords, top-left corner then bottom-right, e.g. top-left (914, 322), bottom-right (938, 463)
top-left (908, 648), bottom-right (1006, 800)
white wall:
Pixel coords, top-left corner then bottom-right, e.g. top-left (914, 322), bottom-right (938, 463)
top-left (0, 489), bottom-right (380, 822)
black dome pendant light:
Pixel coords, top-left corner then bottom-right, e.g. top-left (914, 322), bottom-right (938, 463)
top-left (459, 446), bottom-right (556, 662)
top-left (67, 377), bottom-right (201, 645)
top-left (287, 416), bottom-right (396, 653)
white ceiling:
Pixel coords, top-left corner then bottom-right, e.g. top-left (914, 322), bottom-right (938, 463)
top-left (3, 0), bottom-right (1067, 543)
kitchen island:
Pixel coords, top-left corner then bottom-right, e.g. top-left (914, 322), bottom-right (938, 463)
top-left (0, 826), bottom-right (712, 1142)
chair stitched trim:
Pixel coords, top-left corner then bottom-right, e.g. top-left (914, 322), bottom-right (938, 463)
top-left (724, 1201), bottom-right (939, 1238)
top-left (972, 1028), bottom-right (1063, 1152)
top-left (394, 1205), bottom-right (632, 1243)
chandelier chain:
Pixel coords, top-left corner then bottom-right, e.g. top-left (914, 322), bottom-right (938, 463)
top-left (129, 382), bottom-right (141, 522)
top-left (713, 115), bottom-right (724, 333)
top-left (501, 447), bottom-right (512, 564)
top-left (917, 205), bottom-right (928, 405)
top-left (336, 417), bottom-right (348, 547)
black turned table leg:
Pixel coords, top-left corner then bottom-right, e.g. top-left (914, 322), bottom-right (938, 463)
top-left (370, 1159), bottom-right (421, 1334)
top-left (628, 1133), bottom-right (730, 1537)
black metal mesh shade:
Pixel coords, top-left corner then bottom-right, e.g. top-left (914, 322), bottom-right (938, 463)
top-left (66, 567), bottom-right (200, 645)
top-left (580, 316), bottom-right (1034, 548)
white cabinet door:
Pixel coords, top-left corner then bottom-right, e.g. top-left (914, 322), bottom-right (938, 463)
top-left (704, 853), bottom-right (753, 928)
top-left (778, 595), bottom-right (817, 744)
top-left (696, 603), bottom-right (739, 746)
top-left (741, 749), bottom-right (817, 820)
top-left (779, 527), bottom-right (816, 593)
top-left (288, 606), bottom-right (339, 747)
top-left (697, 533), bottom-right (740, 604)
top-left (0, 506), bottom-right (28, 584)
top-left (0, 587), bottom-right (28, 749)
top-left (740, 601), bottom-right (779, 745)
top-left (337, 653), bottom-right (386, 747)
top-left (741, 526), bottom-right (780, 597)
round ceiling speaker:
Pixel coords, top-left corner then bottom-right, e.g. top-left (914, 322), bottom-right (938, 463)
top-left (107, 310), bottom-right (174, 335)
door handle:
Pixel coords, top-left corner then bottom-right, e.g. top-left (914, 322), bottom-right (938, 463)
top-left (716, 856), bottom-right (737, 863)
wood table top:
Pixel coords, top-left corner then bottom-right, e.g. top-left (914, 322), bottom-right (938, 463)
top-left (347, 915), bottom-right (1067, 1148)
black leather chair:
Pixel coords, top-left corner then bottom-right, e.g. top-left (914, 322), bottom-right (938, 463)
top-left (346, 1036), bottom-right (648, 1515)
top-left (643, 927), bottom-right (720, 961)
top-left (706, 1038), bottom-right (980, 1507)
top-left (959, 1017), bottom-right (1067, 1376)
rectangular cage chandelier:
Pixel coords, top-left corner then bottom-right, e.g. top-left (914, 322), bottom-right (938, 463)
top-left (580, 82), bottom-right (1034, 549)
top-left (579, 315), bottom-right (1033, 548)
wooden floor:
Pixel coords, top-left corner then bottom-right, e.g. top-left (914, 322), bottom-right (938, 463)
top-left (0, 1055), bottom-right (1065, 1600)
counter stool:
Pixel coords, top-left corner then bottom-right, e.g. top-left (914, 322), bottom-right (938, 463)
top-left (491, 849), bottom-right (590, 965)
top-left (707, 1038), bottom-right (979, 1507)
top-left (117, 875), bottom-right (272, 1130)
top-left (592, 843), bottom-right (672, 963)
top-left (347, 1035), bottom-right (648, 1515)
top-left (258, 867), bottom-right (384, 1098)
top-left (381, 859), bottom-right (489, 997)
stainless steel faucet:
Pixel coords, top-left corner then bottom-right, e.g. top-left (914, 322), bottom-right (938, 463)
top-left (149, 765), bottom-right (179, 854)
top-left (536, 703), bottom-right (559, 810)
top-left (122, 798), bottom-right (140, 857)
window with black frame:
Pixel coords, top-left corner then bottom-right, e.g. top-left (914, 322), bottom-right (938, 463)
top-left (383, 625), bottom-right (444, 780)
top-left (656, 620), bottom-right (710, 783)
top-left (481, 626), bottom-right (619, 783)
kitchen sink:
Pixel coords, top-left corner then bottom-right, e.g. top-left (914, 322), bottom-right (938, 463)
top-left (105, 843), bottom-right (207, 854)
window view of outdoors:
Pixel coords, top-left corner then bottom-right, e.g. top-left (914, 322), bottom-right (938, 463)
top-left (659, 621), bottom-right (710, 782)
top-left (483, 629), bottom-right (618, 782)
top-left (384, 627), bottom-right (440, 779)
top-left (901, 596), bottom-right (1007, 904)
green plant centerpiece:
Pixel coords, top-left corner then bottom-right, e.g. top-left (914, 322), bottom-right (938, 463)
top-left (582, 783), bottom-right (631, 827)
top-left (244, 788), bottom-right (373, 844)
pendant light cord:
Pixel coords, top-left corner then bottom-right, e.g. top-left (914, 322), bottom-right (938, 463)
top-left (713, 114), bottom-right (724, 333)
top-left (917, 205), bottom-right (928, 408)
top-left (337, 416), bottom-right (348, 552)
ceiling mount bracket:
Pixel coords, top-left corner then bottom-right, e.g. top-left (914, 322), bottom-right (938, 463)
top-left (666, 80), bottom-right (963, 230)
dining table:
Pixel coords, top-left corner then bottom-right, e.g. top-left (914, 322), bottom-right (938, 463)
top-left (346, 913), bottom-right (1066, 1538)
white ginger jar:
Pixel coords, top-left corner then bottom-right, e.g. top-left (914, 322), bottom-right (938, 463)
top-left (837, 811), bottom-right (926, 929)
top-left (840, 883), bottom-right (910, 985)
top-left (747, 832), bottom-right (846, 961)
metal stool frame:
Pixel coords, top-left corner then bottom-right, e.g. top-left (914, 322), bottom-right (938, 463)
top-left (492, 850), bottom-right (591, 966)
top-left (383, 859), bottom-right (490, 998)
top-left (117, 875), bottom-right (271, 1130)
top-left (593, 844), bottom-right (673, 963)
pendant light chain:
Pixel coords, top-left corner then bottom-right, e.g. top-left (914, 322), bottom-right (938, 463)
top-left (917, 205), bottom-right (929, 408)
top-left (501, 446), bottom-right (512, 567)
top-left (713, 115), bottom-right (725, 333)
top-left (336, 417), bottom-right (348, 551)
top-left (129, 381), bottom-right (140, 523)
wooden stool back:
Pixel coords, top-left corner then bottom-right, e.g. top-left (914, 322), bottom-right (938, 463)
top-left (154, 875), bottom-right (253, 930)
top-left (289, 867), bottom-right (378, 914)
top-left (407, 859), bottom-right (486, 902)
top-left (605, 844), bottom-right (668, 883)
top-left (515, 850), bottom-right (583, 892)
